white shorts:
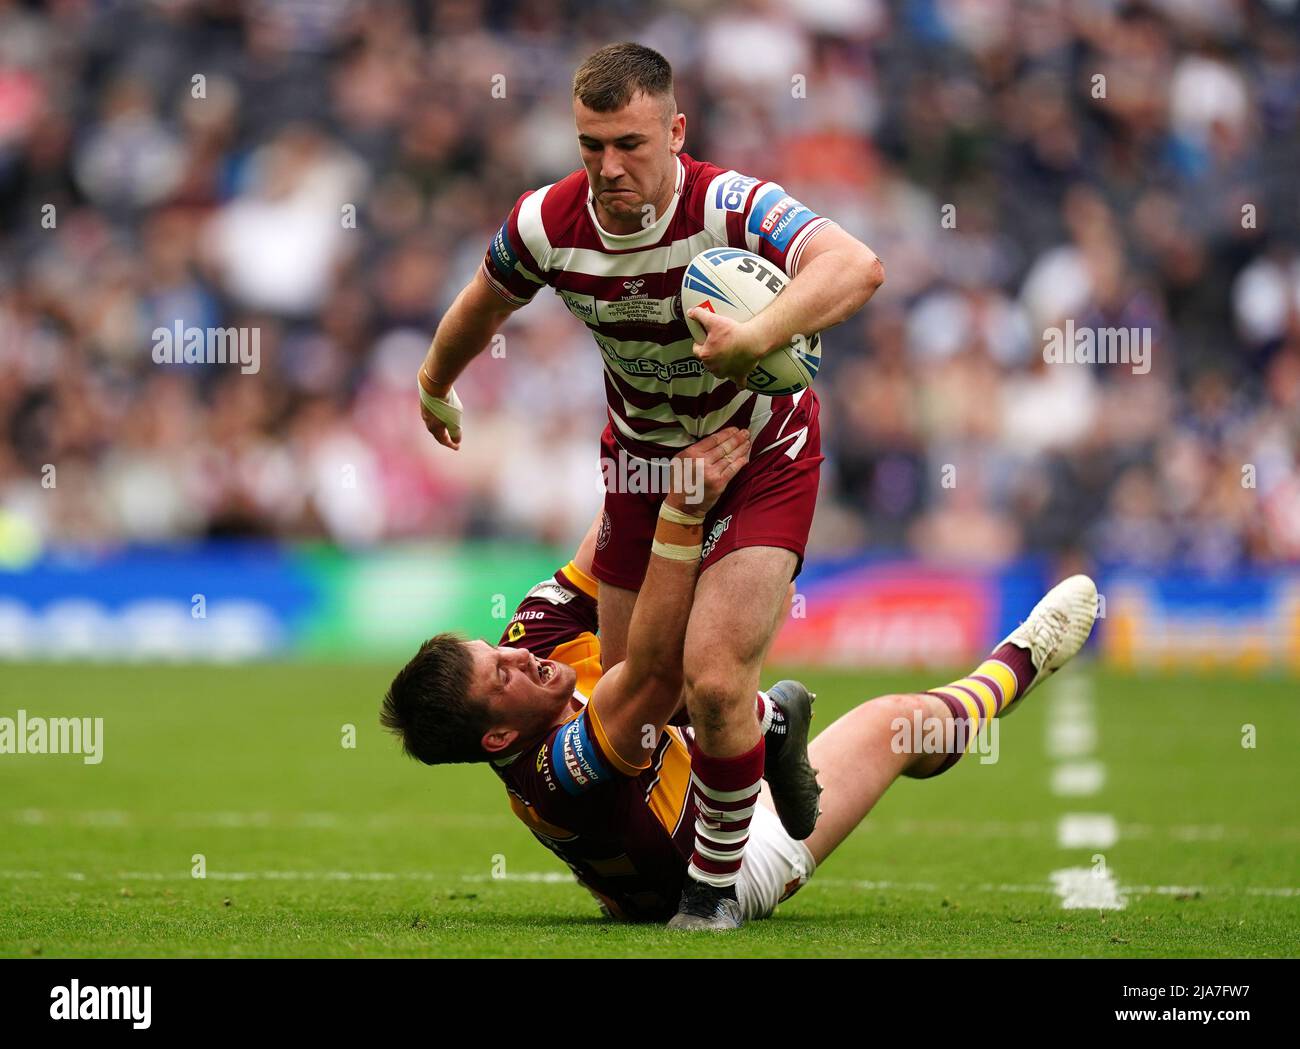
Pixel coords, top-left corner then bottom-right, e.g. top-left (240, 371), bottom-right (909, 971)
top-left (736, 800), bottom-right (816, 921)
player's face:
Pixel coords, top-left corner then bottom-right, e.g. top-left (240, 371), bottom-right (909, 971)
top-left (575, 91), bottom-right (684, 232)
top-left (465, 640), bottom-right (577, 741)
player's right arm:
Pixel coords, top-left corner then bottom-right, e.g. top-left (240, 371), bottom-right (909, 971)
top-left (586, 428), bottom-right (751, 770)
top-left (417, 267), bottom-right (520, 449)
top-left (418, 191), bottom-right (547, 449)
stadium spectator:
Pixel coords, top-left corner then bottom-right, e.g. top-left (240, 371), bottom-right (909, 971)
top-left (0, 0), bottom-right (1296, 570)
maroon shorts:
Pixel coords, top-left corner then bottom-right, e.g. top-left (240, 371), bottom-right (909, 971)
top-left (591, 393), bottom-right (823, 591)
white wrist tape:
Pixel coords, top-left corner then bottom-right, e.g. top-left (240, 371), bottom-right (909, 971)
top-left (418, 381), bottom-right (463, 441)
top-left (653, 502), bottom-right (705, 561)
top-left (659, 502), bottom-right (706, 526)
top-left (651, 539), bottom-right (702, 562)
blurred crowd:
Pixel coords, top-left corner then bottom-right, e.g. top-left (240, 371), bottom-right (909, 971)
top-left (1, 0), bottom-right (1298, 570)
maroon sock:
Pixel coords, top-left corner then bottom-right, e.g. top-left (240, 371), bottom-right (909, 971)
top-left (918, 642), bottom-right (1037, 780)
top-left (991, 641), bottom-right (1036, 698)
top-left (686, 737), bottom-right (765, 889)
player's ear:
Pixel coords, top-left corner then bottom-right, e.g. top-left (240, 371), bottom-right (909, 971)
top-left (481, 727), bottom-right (518, 755)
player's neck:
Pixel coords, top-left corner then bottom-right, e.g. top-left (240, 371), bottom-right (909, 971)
top-left (534, 694), bottom-right (583, 737)
top-left (492, 694), bottom-right (584, 764)
top-left (558, 693), bottom-right (583, 723)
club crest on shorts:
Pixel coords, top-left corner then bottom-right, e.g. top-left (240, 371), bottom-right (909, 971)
top-left (596, 510), bottom-right (612, 550)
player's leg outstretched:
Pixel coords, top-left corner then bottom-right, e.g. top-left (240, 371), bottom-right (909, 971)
top-left (791, 574), bottom-right (1099, 874)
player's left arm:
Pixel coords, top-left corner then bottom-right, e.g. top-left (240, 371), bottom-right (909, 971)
top-left (691, 223), bottom-right (885, 385)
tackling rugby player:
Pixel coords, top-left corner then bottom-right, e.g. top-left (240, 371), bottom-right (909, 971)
top-left (382, 430), bottom-right (1100, 927)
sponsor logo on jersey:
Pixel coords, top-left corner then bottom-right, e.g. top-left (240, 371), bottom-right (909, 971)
top-left (490, 220), bottom-right (520, 276)
top-left (554, 716), bottom-right (610, 795)
top-left (702, 514), bottom-right (733, 559)
top-left (535, 744), bottom-right (556, 790)
top-left (558, 289), bottom-right (597, 323)
top-left (560, 284), bottom-right (678, 325)
top-left (597, 335), bottom-right (706, 383)
top-left (715, 174), bottom-right (759, 212)
top-left (523, 580), bottom-right (576, 606)
top-left (599, 296), bottom-right (678, 324)
top-left (760, 196), bottom-right (797, 233)
top-left (748, 189), bottom-right (816, 252)
top-left (768, 203), bottom-right (811, 245)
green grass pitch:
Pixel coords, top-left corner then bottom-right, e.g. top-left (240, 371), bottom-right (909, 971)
top-left (1, 661), bottom-right (1296, 958)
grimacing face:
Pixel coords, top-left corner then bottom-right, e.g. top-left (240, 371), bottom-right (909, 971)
top-left (574, 90), bottom-right (685, 235)
top-left (464, 639), bottom-right (579, 755)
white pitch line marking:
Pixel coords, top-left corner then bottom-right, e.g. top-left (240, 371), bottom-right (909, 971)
top-left (1051, 866), bottom-right (1127, 910)
top-left (1051, 761), bottom-right (1106, 797)
top-left (1058, 813), bottom-right (1118, 849)
top-left (460, 872), bottom-right (582, 884)
top-left (10, 810), bottom-right (1293, 841)
top-left (1046, 720), bottom-right (1096, 760)
top-left (0, 869), bottom-right (1296, 898)
top-left (1045, 676), bottom-right (1122, 909)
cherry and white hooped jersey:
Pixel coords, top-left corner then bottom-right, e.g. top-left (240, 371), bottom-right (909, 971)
top-left (481, 152), bottom-right (831, 459)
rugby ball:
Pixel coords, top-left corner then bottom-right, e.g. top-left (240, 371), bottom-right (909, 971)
top-left (681, 247), bottom-right (821, 396)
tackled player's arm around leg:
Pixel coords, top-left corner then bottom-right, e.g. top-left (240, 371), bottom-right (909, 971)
top-left (586, 427), bottom-right (751, 772)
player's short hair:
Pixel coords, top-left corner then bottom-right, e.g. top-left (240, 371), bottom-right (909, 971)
top-left (573, 42), bottom-right (674, 118)
top-left (381, 633), bottom-right (490, 765)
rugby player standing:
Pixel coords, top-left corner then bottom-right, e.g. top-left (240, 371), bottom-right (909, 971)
top-left (417, 43), bottom-right (885, 928)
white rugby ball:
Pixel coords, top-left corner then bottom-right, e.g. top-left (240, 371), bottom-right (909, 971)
top-left (681, 247), bottom-right (821, 396)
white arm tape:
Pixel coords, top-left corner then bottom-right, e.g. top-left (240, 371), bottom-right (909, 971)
top-left (417, 382), bottom-right (463, 441)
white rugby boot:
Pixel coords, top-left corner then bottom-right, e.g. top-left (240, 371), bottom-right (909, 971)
top-left (997, 574), bottom-right (1099, 712)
